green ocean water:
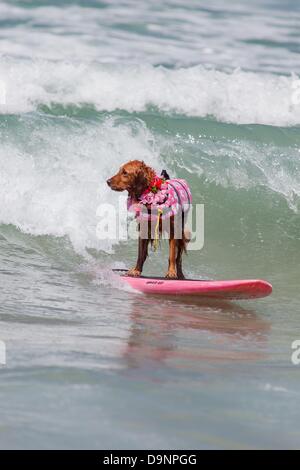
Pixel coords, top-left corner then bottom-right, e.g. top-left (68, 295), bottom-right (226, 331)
top-left (0, 0), bottom-right (299, 449)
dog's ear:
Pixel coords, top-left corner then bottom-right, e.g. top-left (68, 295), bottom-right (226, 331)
top-left (134, 171), bottom-right (148, 198)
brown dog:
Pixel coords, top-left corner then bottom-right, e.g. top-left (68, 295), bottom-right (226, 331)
top-left (107, 160), bottom-right (189, 279)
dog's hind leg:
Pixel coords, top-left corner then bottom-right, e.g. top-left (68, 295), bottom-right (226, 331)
top-left (176, 238), bottom-right (185, 279)
top-left (165, 238), bottom-right (177, 279)
top-left (173, 211), bottom-right (189, 279)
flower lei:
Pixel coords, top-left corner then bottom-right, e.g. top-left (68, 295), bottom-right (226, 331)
top-left (139, 175), bottom-right (167, 251)
top-left (146, 176), bottom-right (164, 194)
top-left (139, 176), bottom-right (168, 205)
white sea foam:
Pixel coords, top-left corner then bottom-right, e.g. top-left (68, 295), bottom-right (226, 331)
top-left (0, 0), bottom-right (299, 73)
top-left (0, 111), bottom-right (298, 259)
top-left (161, 131), bottom-right (300, 211)
top-left (0, 117), bottom-right (161, 254)
top-left (0, 59), bottom-right (300, 126)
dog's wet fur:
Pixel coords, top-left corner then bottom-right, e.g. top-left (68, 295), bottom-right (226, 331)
top-left (107, 160), bottom-right (189, 279)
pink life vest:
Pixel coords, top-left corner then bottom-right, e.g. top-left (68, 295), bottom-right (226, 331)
top-left (127, 178), bottom-right (192, 222)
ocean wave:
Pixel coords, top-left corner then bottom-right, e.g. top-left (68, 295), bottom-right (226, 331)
top-left (160, 130), bottom-right (300, 211)
top-left (0, 116), bottom-right (161, 254)
top-left (0, 60), bottom-right (300, 126)
top-left (1, 0), bottom-right (300, 73)
top-left (0, 112), bottom-right (299, 257)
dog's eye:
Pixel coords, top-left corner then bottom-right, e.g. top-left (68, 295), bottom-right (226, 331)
top-left (122, 170), bottom-right (128, 176)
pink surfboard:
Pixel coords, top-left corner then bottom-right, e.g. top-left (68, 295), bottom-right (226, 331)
top-left (113, 270), bottom-right (272, 300)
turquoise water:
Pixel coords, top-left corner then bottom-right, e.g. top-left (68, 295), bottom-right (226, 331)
top-left (0, 0), bottom-right (300, 449)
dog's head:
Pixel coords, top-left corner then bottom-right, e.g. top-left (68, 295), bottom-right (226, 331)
top-left (107, 160), bottom-right (155, 198)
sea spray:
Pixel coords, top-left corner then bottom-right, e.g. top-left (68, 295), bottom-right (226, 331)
top-left (0, 60), bottom-right (300, 126)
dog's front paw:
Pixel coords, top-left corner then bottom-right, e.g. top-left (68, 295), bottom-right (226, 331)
top-left (126, 268), bottom-right (141, 277)
top-left (165, 270), bottom-right (177, 279)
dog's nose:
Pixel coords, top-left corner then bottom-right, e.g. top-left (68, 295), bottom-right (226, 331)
top-left (107, 178), bottom-right (112, 187)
